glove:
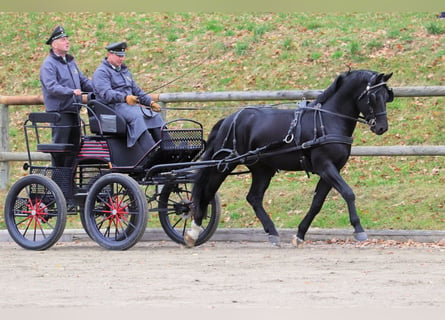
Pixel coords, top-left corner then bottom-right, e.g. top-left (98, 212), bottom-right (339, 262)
top-left (150, 102), bottom-right (161, 112)
top-left (125, 95), bottom-right (139, 105)
top-left (149, 93), bottom-right (160, 102)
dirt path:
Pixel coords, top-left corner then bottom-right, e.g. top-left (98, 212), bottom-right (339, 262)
top-left (1, 239), bottom-right (444, 311)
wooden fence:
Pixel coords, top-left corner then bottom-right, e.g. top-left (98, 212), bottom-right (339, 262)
top-left (1, 86), bottom-right (445, 190)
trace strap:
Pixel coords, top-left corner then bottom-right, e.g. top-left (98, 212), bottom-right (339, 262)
top-left (212, 103), bottom-right (354, 173)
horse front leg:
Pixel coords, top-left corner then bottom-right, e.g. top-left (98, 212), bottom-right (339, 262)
top-left (294, 178), bottom-right (332, 247)
top-left (318, 165), bottom-right (367, 242)
top-left (246, 167), bottom-right (280, 246)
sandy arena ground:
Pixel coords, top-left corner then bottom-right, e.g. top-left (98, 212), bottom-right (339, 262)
top-left (1, 238), bottom-right (444, 316)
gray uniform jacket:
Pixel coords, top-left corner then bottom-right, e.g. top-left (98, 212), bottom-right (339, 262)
top-left (40, 49), bottom-right (93, 112)
top-left (92, 58), bottom-right (164, 147)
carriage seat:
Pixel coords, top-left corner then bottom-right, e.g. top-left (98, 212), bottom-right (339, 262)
top-left (87, 100), bottom-right (127, 136)
top-left (28, 112), bottom-right (75, 154)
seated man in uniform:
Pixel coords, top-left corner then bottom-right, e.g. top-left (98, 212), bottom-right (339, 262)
top-left (92, 41), bottom-right (164, 149)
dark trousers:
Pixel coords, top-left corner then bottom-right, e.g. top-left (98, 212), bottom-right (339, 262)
top-left (149, 127), bottom-right (162, 142)
top-left (134, 127), bottom-right (164, 153)
top-left (51, 112), bottom-right (81, 167)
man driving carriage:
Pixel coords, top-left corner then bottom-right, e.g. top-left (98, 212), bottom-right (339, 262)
top-left (92, 41), bottom-right (164, 150)
top-left (40, 25), bottom-right (94, 167)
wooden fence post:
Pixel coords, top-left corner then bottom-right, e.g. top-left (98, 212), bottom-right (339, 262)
top-left (159, 101), bottom-right (167, 120)
top-left (0, 103), bottom-right (9, 190)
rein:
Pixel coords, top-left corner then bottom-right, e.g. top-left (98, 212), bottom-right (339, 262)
top-left (284, 81), bottom-right (390, 141)
top-left (212, 80), bottom-right (389, 174)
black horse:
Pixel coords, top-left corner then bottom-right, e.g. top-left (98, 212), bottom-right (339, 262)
top-left (185, 70), bottom-right (394, 247)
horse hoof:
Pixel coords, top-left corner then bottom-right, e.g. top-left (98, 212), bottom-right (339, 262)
top-left (354, 232), bottom-right (368, 242)
top-left (291, 235), bottom-right (304, 248)
top-left (184, 233), bottom-right (196, 248)
top-left (268, 235), bottom-right (281, 247)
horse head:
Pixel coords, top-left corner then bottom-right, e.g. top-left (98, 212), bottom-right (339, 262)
top-left (356, 72), bottom-right (393, 135)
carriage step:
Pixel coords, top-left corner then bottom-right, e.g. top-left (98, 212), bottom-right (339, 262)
top-left (74, 192), bottom-right (89, 197)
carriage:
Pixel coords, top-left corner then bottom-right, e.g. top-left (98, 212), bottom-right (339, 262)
top-left (4, 69), bottom-right (394, 250)
top-left (3, 98), bottom-right (221, 250)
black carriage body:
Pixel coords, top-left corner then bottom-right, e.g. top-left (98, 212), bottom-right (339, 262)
top-left (6, 99), bottom-right (220, 250)
top-left (23, 102), bottom-right (206, 196)
top-left (86, 100), bottom-right (205, 172)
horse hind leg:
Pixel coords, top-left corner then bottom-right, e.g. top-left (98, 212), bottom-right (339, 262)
top-left (184, 221), bottom-right (204, 247)
top-left (246, 166), bottom-right (281, 247)
top-left (185, 169), bottom-right (229, 247)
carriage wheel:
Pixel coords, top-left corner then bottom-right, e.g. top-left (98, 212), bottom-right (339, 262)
top-left (83, 173), bottom-right (148, 250)
top-left (158, 183), bottom-right (221, 246)
top-left (4, 174), bottom-right (67, 250)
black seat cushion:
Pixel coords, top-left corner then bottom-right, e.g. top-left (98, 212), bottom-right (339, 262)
top-left (87, 100), bottom-right (127, 136)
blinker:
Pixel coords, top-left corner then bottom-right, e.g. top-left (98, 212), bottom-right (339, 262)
top-left (387, 88), bottom-right (394, 102)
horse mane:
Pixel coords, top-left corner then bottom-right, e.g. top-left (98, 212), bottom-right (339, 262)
top-left (315, 69), bottom-right (377, 104)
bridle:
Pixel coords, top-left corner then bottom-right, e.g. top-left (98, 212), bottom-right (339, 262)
top-left (284, 80), bottom-right (392, 144)
top-left (294, 81), bottom-right (392, 129)
top-left (357, 81), bottom-right (393, 128)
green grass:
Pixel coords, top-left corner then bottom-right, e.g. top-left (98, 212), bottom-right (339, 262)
top-left (0, 12), bottom-right (444, 231)
top-left (425, 22), bottom-right (444, 35)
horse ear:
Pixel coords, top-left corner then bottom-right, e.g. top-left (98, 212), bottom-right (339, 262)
top-left (383, 72), bottom-right (393, 82)
top-left (374, 73), bottom-right (384, 83)
top-left (317, 74), bottom-right (343, 103)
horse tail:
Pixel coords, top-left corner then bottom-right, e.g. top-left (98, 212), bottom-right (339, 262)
top-left (201, 117), bottom-right (226, 160)
top-left (192, 117), bottom-right (226, 223)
